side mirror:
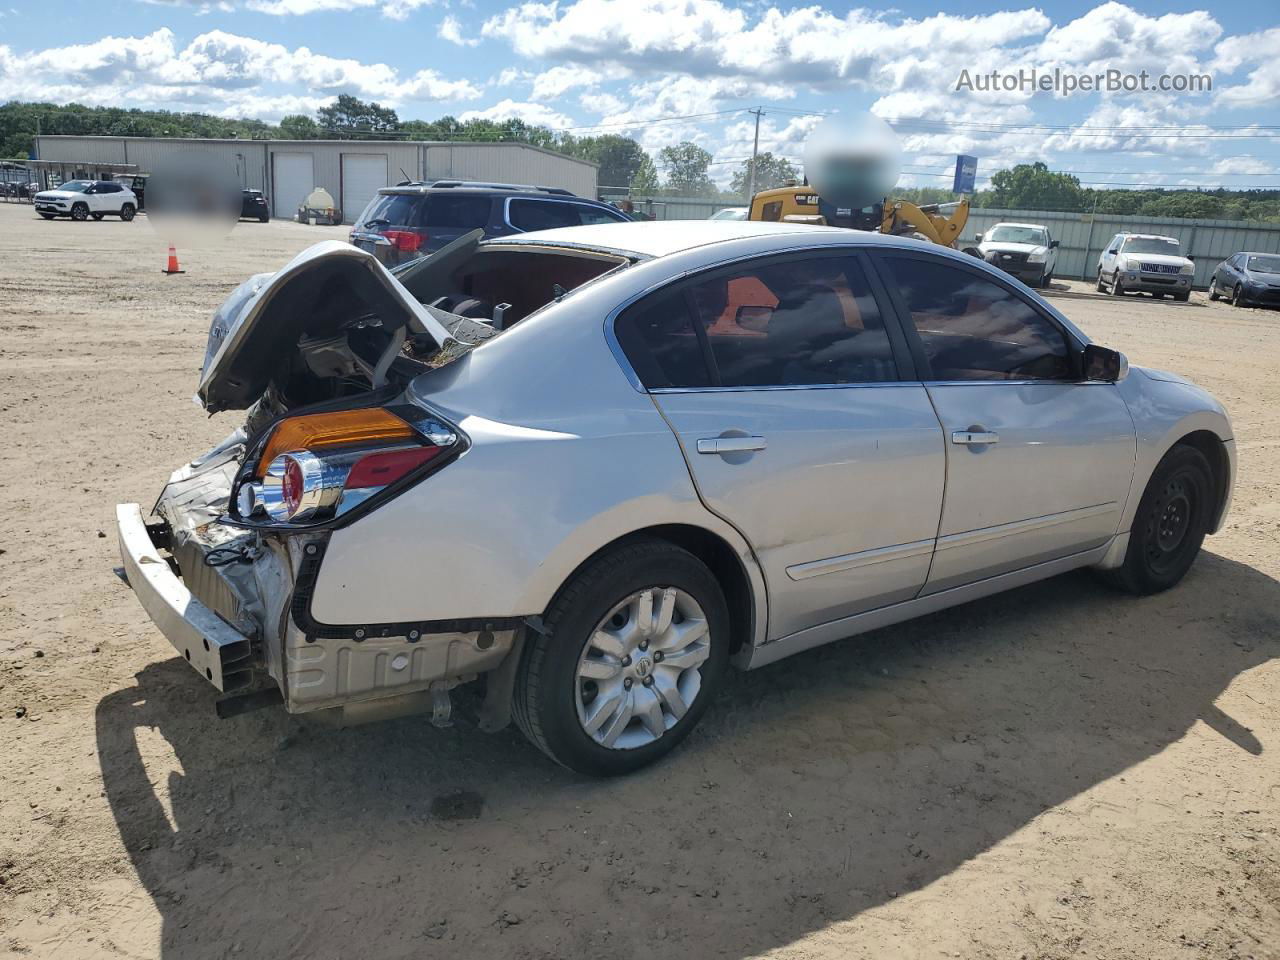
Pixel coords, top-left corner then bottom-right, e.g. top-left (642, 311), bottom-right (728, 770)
top-left (1106, 248), bottom-right (1118, 255)
top-left (1083, 344), bottom-right (1128, 382)
top-left (974, 232), bottom-right (983, 243)
top-left (1186, 255), bottom-right (1195, 262)
top-left (1050, 239), bottom-right (1060, 248)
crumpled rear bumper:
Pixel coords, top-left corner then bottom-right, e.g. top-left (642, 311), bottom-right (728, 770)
top-left (116, 502), bottom-right (255, 692)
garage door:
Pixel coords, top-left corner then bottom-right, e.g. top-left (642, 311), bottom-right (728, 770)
top-left (272, 152), bottom-right (314, 219)
top-left (341, 153), bottom-right (389, 225)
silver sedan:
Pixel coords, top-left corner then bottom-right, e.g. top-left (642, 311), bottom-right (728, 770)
top-left (117, 221), bottom-right (1234, 775)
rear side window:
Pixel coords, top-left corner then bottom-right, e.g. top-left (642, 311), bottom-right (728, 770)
top-left (615, 254), bottom-right (898, 389)
top-left (614, 292), bottom-right (712, 389)
top-left (881, 256), bottom-right (1072, 381)
top-left (422, 194), bottom-right (493, 229)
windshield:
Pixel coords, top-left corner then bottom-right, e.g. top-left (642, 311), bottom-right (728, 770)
top-left (57, 180), bottom-right (91, 193)
top-left (1122, 237), bottom-right (1180, 256)
top-left (987, 225), bottom-right (1048, 246)
top-left (711, 208), bottom-right (748, 221)
top-left (1246, 255), bottom-right (1280, 274)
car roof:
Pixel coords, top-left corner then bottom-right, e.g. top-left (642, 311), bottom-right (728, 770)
top-left (489, 219), bottom-right (863, 259)
top-left (990, 222), bottom-right (1048, 230)
top-left (1120, 233), bottom-right (1178, 242)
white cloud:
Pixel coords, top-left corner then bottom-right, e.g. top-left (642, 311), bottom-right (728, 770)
top-left (459, 99), bottom-right (575, 129)
top-left (439, 14), bottom-right (480, 46)
top-left (529, 65), bottom-right (604, 100)
top-left (0, 29), bottom-right (481, 120)
top-left (1212, 27), bottom-right (1280, 108)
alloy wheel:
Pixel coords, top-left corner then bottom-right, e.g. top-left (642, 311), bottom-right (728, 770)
top-left (575, 586), bottom-right (711, 750)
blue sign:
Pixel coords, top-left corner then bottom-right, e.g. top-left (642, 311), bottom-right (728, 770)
top-left (953, 154), bottom-right (978, 194)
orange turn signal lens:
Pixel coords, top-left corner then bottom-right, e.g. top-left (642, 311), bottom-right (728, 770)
top-left (255, 408), bottom-right (416, 477)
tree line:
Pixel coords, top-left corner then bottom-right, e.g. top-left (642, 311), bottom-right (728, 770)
top-left (4, 99), bottom-right (1277, 220)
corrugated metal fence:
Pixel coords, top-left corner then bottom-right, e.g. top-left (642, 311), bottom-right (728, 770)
top-left (622, 195), bottom-right (1280, 290)
top-left (959, 208), bottom-right (1280, 289)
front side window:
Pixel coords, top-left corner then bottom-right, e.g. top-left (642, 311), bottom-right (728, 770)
top-left (615, 254), bottom-right (898, 389)
top-left (882, 256), bottom-right (1073, 381)
top-left (507, 198), bottom-right (581, 231)
top-left (574, 203), bottom-right (627, 225)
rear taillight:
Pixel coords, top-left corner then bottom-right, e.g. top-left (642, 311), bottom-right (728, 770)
top-left (383, 229), bottom-right (424, 253)
top-left (235, 406), bottom-right (457, 526)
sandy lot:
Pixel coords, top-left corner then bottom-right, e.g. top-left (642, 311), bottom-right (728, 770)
top-left (0, 199), bottom-right (1277, 960)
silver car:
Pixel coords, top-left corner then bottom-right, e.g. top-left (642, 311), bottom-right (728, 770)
top-left (117, 221), bottom-right (1235, 775)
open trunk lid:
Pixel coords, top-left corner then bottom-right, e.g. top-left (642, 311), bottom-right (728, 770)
top-left (197, 236), bottom-right (481, 414)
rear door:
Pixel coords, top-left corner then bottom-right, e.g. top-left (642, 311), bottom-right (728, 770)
top-left (874, 252), bottom-right (1135, 593)
top-left (614, 250), bottom-right (946, 641)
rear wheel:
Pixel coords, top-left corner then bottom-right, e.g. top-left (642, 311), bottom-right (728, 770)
top-left (120, 203), bottom-right (136, 221)
top-left (70, 203), bottom-right (88, 222)
top-left (513, 539), bottom-right (730, 776)
top-left (1102, 444), bottom-right (1213, 595)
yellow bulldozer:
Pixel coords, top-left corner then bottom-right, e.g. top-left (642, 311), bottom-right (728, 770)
top-left (747, 184), bottom-right (970, 249)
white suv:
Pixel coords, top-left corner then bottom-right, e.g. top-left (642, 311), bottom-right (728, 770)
top-left (1096, 233), bottom-right (1193, 301)
top-left (33, 179), bottom-right (138, 222)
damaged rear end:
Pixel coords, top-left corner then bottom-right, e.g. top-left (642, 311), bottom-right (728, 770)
top-left (116, 233), bottom-right (543, 724)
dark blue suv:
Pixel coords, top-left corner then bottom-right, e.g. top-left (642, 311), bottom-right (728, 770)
top-left (348, 180), bottom-right (630, 266)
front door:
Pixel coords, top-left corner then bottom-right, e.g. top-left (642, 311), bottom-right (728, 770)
top-left (613, 251), bottom-right (946, 641)
top-left (876, 253), bottom-right (1136, 593)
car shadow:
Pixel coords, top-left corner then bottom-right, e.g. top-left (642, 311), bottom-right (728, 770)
top-left (96, 551), bottom-right (1278, 958)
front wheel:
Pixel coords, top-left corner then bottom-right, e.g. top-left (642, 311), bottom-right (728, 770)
top-left (1231, 285), bottom-right (1246, 307)
top-left (38, 212), bottom-right (55, 220)
top-left (120, 204), bottom-right (136, 221)
top-left (1208, 278), bottom-right (1219, 301)
top-left (1040, 270), bottom-right (1053, 288)
top-left (91, 212), bottom-right (105, 221)
top-left (1096, 270), bottom-right (1106, 293)
top-left (70, 203), bottom-right (88, 222)
top-left (513, 539), bottom-right (730, 776)
top-left (1110, 274), bottom-right (1125, 296)
top-left (1102, 444), bottom-right (1213, 595)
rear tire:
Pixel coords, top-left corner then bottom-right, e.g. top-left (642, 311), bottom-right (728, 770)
top-left (513, 539), bottom-right (730, 776)
top-left (120, 204), bottom-right (136, 221)
top-left (70, 203), bottom-right (88, 222)
top-left (1101, 444), bottom-right (1213, 595)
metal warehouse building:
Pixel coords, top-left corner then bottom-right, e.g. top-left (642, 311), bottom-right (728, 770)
top-left (32, 135), bottom-right (600, 224)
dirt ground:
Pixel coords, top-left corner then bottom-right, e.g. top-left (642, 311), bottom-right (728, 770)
top-left (0, 198), bottom-right (1277, 960)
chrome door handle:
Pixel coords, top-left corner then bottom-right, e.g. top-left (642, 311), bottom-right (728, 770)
top-left (696, 436), bottom-right (767, 455)
top-left (951, 430), bottom-right (999, 445)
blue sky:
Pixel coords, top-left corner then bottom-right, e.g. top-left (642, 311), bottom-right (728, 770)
top-left (1, 0), bottom-right (1278, 189)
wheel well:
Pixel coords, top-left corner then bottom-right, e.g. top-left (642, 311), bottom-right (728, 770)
top-left (551, 524), bottom-right (757, 655)
top-left (1173, 430), bottom-right (1229, 529)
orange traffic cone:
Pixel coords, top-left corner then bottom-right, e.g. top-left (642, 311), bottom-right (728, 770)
top-left (162, 245), bottom-right (185, 275)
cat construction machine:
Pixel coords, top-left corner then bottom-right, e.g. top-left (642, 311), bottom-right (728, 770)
top-left (747, 184), bottom-right (973, 251)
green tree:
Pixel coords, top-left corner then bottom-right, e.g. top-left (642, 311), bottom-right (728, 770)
top-left (316, 95), bottom-right (400, 136)
top-left (987, 162), bottom-right (1085, 211)
top-left (658, 141), bottom-right (715, 196)
top-left (568, 134), bottom-right (649, 190)
top-left (279, 114), bottom-right (319, 140)
top-left (629, 154), bottom-right (660, 195)
top-left (729, 152), bottom-right (798, 196)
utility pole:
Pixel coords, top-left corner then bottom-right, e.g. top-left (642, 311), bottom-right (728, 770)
top-left (745, 108), bottom-right (763, 202)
